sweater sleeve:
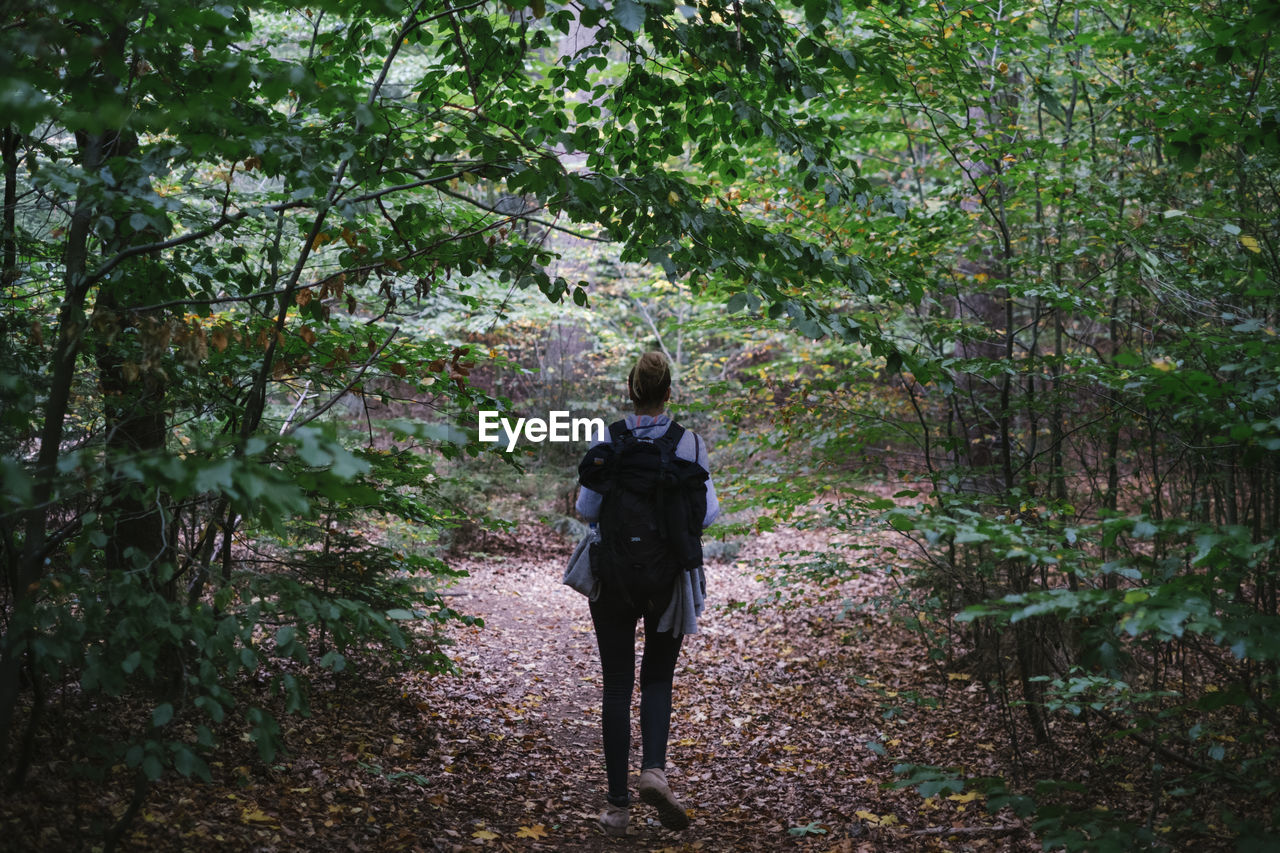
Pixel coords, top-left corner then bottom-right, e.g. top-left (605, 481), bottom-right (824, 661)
top-left (576, 485), bottom-right (603, 522)
top-left (676, 429), bottom-right (720, 528)
top-left (575, 429), bottom-right (611, 522)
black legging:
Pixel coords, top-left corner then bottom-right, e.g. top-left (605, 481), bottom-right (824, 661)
top-left (589, 597), bottom-right (684, 807)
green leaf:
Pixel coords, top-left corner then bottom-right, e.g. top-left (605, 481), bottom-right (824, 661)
top-left (888, 512), bottom-right (915, 532)
top-left (320, 650), bottom-right (346, 672)
top-left (917, 778), bottom-right (964, 797)
top-left (151, 703), bottom-right (174, 728)
top-left (804, 0), bottom-right (829, 27)
top-left (613, 0), bottom-right (645, 33)
top-left (173, 746), bottom-right (209, 781)
top-left (1131, 519), bottom-right (1158, 539)
top-left (142, 753), bottom-right (164, 781)
top-left (788, 821), bottom-right (828, 836)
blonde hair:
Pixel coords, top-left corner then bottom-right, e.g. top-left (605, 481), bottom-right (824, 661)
top-left (628, 351), bottom-right (671, 408)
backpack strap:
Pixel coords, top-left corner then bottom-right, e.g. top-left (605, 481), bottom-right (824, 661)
top-left (658, 421), bottom-right (686, 453)
top-left (607, 419), bottom-right (631, 445)
top-left (610, 419), bottom-right (684, 454)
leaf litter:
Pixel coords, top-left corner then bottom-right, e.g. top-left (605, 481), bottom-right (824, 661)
top-left (1, 500), bottom-right (1038, 851)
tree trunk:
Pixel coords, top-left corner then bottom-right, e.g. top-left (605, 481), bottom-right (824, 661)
top-left (1, 127), bottom-right (17, 278)
top-left (89, 127), bottom-right (174, 588)
top-left (0, 131), bottom-right (103, 757)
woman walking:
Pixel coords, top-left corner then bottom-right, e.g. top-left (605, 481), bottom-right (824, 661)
top-left (575, 351), bottom-right (720, 836)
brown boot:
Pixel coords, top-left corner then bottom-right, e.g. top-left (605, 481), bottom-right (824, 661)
top-left (598, 803), bottom-right (630, 837)
top-left (637, 767), bottom-right (689, 831)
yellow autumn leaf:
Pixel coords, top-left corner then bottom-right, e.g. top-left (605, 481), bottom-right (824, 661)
top-left (855, 810), bottom-right (882, 825)
top-left (668, 191), bottom-right (681, 205)
top-left (947, 791), bottom-right (981, 803)
top-left (241, 807), bottom-right (276, 824)
top-left (1240, 235), bottom-right (1261, 253)
top-left (472, 829), bottom-right (500, 840)
top-left (515, 824), bottom-right (549, 839)
top-left (947, 672), bottom-right (971, 681)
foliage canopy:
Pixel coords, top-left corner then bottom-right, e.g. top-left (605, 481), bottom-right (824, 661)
top-left (3, 0), bottom-right (1280, 847)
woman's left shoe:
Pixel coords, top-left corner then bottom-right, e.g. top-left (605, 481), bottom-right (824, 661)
top-left (598, 803), bottom-right (630, 837)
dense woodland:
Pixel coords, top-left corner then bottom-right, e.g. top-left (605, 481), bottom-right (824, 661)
top-left (2, 0), bottom-right (1279, 849)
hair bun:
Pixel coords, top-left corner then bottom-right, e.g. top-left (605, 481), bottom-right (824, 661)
top-left (628, 351), bottom-right (672, 407)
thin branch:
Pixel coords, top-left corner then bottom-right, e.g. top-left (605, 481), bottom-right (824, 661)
top-left (432, 184), bottom-right (610, 242)
top-left (286, 326), bottom-right (400, 434)
top-left (280, 380), bottom-right (313, 435)
top-left (629, 296), bottom-right (672, 362)
top-left (125, 284), bottom-right (295, 314)
top-left (82, 199), bottom-right (313, 289)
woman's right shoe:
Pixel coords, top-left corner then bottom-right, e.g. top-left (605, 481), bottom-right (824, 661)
top-left (598, 803), bottom-right (630, 837)
top-left (637, 767), bottom-right (690, 831)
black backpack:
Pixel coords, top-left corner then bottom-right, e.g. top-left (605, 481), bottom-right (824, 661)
top-left (578, 420), bottom-right (708, 612)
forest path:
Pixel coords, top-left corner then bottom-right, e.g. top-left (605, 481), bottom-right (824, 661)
top-left (417, 505), bottom-right (1035, 852)
top-left (2, 500), bottom-right (1035, 852)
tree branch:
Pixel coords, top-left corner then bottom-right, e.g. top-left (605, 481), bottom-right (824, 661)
top-left (286, 326), bottom-right (400, 434)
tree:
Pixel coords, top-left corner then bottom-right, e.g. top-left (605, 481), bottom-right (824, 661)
top-left (736, 0), bottom-right (1280, 843)
top-left (0, 0), bottom-right (891, 840)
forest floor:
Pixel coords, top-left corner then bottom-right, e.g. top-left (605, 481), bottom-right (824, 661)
top-left (3, 492), bottom-right (1040, 852)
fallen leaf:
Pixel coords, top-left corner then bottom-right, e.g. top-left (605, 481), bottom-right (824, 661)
top-left (515, 824), bottom-right (548, 839)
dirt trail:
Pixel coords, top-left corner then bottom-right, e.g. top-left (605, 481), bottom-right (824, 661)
top-left (1, 510), bottom-right (1035, 852)
top-left (418, 516), bottom-right (1035, 852)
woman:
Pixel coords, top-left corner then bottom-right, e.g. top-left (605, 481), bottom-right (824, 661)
top-left (575, 351), bottom-right (720, 836)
